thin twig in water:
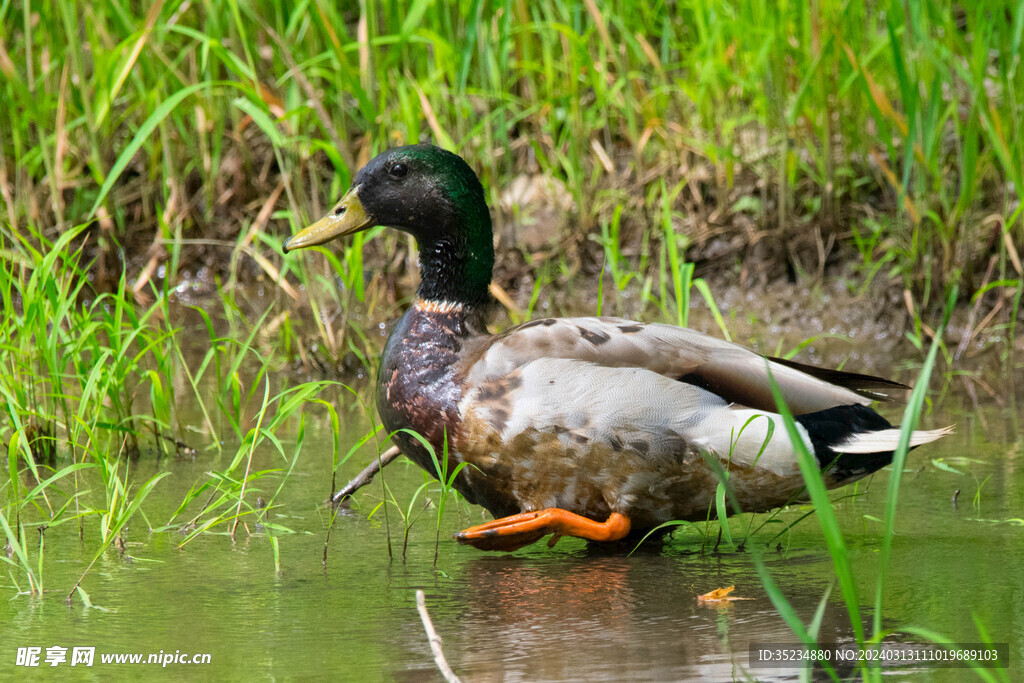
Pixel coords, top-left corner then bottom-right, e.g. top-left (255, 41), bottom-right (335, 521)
top-left (330, 446), bottom-right (401, 505)
top-left (415, 590), bottom-right (461, 683)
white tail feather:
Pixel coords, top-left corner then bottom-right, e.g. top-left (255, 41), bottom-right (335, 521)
top-left (837, 426), bottom-right (954, 454)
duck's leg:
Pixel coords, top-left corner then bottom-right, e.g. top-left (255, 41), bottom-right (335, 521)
top-left (455, 509), bottom-right (631, 551)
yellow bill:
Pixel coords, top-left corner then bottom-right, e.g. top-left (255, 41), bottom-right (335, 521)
top-left (282, 186), bottom-right (374, 253)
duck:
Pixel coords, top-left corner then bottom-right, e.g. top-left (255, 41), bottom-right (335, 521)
top-left (283, 143), bottom-right (951, 552)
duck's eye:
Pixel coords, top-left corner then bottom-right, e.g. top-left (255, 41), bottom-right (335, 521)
top-left (388, 162), bottom-right (408, 179)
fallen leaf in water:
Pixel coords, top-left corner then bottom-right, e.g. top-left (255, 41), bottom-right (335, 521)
top-left (697, 586), bottom-right (754, 602)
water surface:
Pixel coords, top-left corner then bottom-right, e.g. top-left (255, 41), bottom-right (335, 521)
top-left (2, 341), bottom-right (1020, 681)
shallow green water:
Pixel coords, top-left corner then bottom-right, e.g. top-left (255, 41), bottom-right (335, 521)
top-left (2, 372), bottom-right (1021, 681)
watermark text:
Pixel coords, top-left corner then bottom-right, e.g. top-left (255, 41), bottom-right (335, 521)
top-left (16, 646), bottom-right (211, 668)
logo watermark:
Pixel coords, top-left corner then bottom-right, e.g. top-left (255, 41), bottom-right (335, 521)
top-left (16, 647), bottom-right (211, 667)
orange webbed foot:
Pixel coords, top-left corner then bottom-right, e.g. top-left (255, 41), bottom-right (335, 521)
top-left (455, 509), bottom-right (631, 551)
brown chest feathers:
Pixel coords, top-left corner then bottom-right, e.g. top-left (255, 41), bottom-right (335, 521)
top-left (376, 301), bottom-right (516, 513)
top-left (377, 303), bottom-right (463, 469)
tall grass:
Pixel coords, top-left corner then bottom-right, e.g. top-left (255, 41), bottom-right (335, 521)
top-left (0, 223), bottom-right (349, 600)
top-left (1, 0), bottom-right (1020, 324)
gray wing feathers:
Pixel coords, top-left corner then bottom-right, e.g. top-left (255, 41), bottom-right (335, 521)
top-left (467, 317), bottom-right (878, 415)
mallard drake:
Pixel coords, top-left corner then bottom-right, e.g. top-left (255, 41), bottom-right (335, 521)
top-left (283, 144), bottom-right (951, 551)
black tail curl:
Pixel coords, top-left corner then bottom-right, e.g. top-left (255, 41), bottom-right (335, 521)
top-left (795, 404), bottom-right (895, 481)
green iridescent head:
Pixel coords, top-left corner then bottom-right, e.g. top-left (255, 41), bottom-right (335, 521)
top-left (284, 144), bottom-right (494, 306)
